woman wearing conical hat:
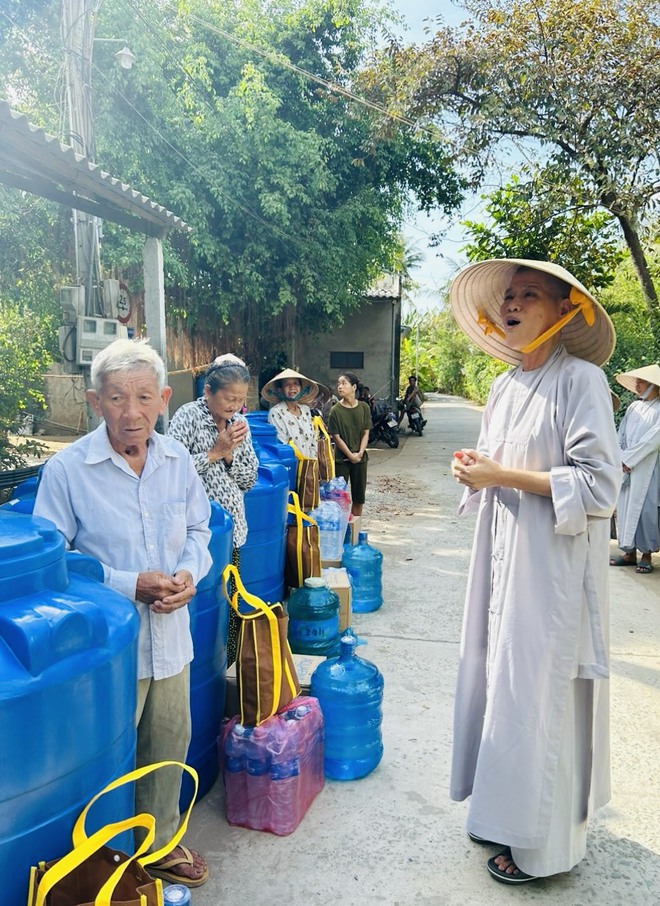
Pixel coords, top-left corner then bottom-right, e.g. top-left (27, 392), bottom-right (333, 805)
top-left (609, 363), bottom-right (660, 574)
top-left (448, 260), bottom-right (621, 885)
top-left (262, 368), bottom-right (319, 459)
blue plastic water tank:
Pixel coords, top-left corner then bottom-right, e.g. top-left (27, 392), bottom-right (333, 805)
top-left (286, 577), bottom-right (340, 656)
top-left (0, 511), bottom-right (139, 906)
top-left (341, 531), bottom-right (383, 612)
top-left (245, 412), bottom-right (297, 492)
top-left (242, 462), bottom-right (289, 605)
top-left (181, 501), bottom-right (233, 810)
top-left (310, 634), bottom-right (384, 780)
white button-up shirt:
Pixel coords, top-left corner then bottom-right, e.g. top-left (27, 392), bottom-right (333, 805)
top-left (34, 424), bottom-right (212, 680)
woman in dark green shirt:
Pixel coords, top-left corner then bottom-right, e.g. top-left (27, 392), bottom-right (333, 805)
top-left (328, 371), bottom-right (372, 516)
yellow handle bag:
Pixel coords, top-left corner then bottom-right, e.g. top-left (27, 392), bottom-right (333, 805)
top-left (222, 563), bottom-right (301, 726)
top-left (314, 416), bottom-right (335, 481)
top-left (285, 490), bottom-right (322, 588)
top-left (289, 441), bottom-right (320, 510)
top-left (28, 761), bottom-right (198, 906)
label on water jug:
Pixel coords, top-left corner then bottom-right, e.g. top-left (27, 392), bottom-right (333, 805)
top-left (289, 617), bottom-right (338, 642)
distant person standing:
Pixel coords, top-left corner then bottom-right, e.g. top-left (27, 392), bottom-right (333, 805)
top-left (328, 372), bottom-right (371, 517)
top-left (609, 363), bottom-right (660, 574)
top-left (262, 368), bottom-right (319, 458)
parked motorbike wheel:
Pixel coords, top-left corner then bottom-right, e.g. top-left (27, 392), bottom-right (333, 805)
top-left (386, 428), bottom-right (399, 448)
top-left (412, 420), bottom-right (424, 437)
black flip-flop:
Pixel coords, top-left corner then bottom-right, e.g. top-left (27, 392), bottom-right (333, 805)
top-left (636, 562), bottom-right (654, 574)
top-left (468, 831), bottom-right (496, 844)
top-left (609, 555), bottom-right (637, 567)
top-left (487, 848), bottom-right (538, 885)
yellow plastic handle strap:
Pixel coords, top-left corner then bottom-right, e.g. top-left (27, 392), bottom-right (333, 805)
top-left (34, 813), bottom-right (156, 906)
top-left (288, 440), bottom-right (315, 463)
top-left (220, 563), bottom-right (283, 720)
top-left (221, 563), bottom-right (277, 617)
top-left (313, 416), bottom-right (331, 442)
top-left (287, 491), bottom-right (318, 529)
top-left (71, 761), bottom-right (199, 868)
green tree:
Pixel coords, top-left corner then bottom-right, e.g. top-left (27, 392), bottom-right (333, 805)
top-left (462, 172), bottom-right (626, 289)
top-left (371, 0), bottom-right (660, 350)
top-left (86, 0), bottom-right (464, 366)
top-left (0, 301), bottom-right (53, 469)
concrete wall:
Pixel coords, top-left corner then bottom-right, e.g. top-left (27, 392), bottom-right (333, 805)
top-left (295, 297), bottom-right (401, 404)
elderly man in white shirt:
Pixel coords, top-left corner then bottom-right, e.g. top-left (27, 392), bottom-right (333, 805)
top-left (34, 338), bottom-right (212, 889)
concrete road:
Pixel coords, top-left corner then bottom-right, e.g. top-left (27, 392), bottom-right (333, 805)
top-left (186, 394), bottom-right (660, 905)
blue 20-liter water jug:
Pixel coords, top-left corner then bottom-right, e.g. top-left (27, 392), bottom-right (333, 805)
top-left (341, 531), bottom-right (383, 612)
top-left (286, 576), bottom-right (340, 656)
top-left (310, 634), bottom-right (384, 780)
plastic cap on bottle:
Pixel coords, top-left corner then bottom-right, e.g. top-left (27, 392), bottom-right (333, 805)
top-left (304, 577), bottom-right (328, 588)
top-left (339, 633), bottom-right (358, 658)
top-left (358, 530), bottom-right (368, 543)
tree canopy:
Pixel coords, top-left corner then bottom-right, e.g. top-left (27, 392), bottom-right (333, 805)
top-left (0, 0), bottom-right (464, 370)
top-left (369, 0), bottom-right (660, 351)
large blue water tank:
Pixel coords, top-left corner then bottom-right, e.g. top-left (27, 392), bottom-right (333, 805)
top-left (181, 501), bottom-right (233, 809)
top-left (242, 463), bottom-right (289, 605)
top-left (245, 412), bottom-right (297, 492)
top-left (0, 511), bottom-right (139, 906)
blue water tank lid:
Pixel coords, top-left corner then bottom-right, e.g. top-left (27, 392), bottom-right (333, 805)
top-left (0, 511), bottom-right (65, 581)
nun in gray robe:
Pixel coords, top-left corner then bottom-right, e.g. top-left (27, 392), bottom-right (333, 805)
top-left (449, 259), bottom-right (621, 882)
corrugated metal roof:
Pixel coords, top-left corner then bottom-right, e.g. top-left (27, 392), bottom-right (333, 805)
top-left (366, 274), bottom-right (401, 299)
top-left (0, 99), bottom-right (190, 236)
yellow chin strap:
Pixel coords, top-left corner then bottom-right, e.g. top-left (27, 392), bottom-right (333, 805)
top-left (476, 287), bottom-right (595, 354)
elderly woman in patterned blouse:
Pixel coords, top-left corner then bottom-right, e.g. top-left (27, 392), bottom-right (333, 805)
top-left (168, 354), bottom-right (258, 664)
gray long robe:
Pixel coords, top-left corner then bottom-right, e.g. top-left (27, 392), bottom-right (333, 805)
top-left (616, 397), bottom-right (660, 551)
top-left (451, 346), bottom-right (621, 871)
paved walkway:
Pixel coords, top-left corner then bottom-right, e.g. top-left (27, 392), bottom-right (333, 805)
top-left (187, 394), bottom-right (659, 905)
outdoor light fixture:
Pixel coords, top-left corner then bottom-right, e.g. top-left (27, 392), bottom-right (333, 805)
top-left (115, 46), bottom-right (136, 70)
top-left (93, 38), bottom-right (136, 70)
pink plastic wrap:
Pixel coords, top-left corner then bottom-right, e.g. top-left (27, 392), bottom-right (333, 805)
top-left (220, 696), bottom-right (324, 835)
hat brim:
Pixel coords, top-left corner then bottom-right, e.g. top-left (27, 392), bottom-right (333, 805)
top-left (261, 368), bottom-right (319, 406)
top-left (615, 363), bottom-right (660, 393)
top-left (449, 259), bottom-right (616, 367)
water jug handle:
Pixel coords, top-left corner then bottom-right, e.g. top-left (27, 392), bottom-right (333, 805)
top-left (65, 551), bottom-right (104, 583)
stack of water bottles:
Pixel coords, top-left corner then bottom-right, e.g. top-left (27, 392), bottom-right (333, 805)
top-left (311, 477), bottom-right (351, 561)
top-left (221, 697), bottom-right (324, 835)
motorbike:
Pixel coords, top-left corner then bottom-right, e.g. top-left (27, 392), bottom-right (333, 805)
top-left (369, 399), bottom-right (399, 448)
top-left (398, 398), bottom-right (427, 436)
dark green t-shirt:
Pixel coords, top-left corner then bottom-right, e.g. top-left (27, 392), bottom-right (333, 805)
top-left (328, 401), bottom-right (372, 462)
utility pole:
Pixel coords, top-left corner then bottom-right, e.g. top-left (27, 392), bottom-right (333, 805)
top-left (62, 0), bottom-right (102, 318)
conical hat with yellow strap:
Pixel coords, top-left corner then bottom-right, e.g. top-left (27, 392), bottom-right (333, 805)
top-left (449, 258), bottom-right (615, 366)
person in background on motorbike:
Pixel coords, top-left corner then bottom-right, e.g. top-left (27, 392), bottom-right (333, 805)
top-left (397, 374), bottom-right (427, 428)
top-left (359, 385), bottom-right (377, 414)
top-left (328, 372), bottom-right (372, 517)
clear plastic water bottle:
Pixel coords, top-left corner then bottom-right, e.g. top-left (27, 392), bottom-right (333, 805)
top-left (310, 634), bottom-right (384, 780)
top-left (163, 884), bottom-right (191, 906)
top-left (286, 577), bottom-right (341, 656)
top-left (341, 531), bottom-right (383, 612)
top-left (311, 501), bottom-right (343, 560)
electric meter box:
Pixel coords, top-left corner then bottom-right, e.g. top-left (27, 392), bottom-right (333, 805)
top-left (76, 316), bottom-right (128, 366)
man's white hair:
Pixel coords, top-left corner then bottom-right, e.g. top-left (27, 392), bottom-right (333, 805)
top-left (90, 338), bottom-right (166, 391)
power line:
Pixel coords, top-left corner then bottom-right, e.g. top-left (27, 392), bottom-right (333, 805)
top-left (157, 0), bottom-right (440, 139)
